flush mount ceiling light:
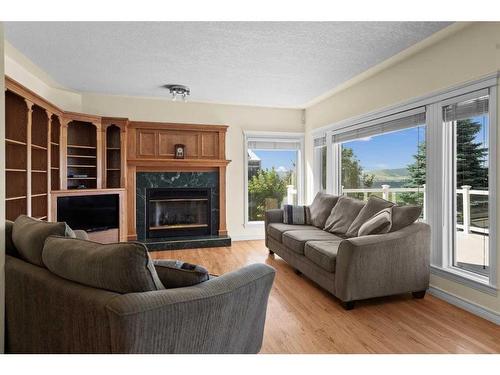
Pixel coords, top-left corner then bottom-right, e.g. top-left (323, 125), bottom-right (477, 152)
top-left (164, 84), bottom-right (190, 102)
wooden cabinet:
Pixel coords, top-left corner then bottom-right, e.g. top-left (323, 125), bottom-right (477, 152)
top-left (102, 117), bottom-right (127, 189)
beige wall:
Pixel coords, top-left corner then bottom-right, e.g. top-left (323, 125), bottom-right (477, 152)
top-left (81, 94), bottom-right (303, 239)
top-left (1, 23), bottom-right (6, 353)
top-left (305, 22), bottom-right (500, 315)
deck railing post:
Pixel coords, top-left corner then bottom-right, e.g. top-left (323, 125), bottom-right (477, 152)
top-left (461, 185), bottom-right (472, 234)
top-left (381, 184), bottom-right (390, 201)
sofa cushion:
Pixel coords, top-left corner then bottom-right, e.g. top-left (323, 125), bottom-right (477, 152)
top-left (5, 220), bottom-right (20, 258)
top-left (268, 223), bottom-right (319, 243)
top-left (283, 204), bottom-right (307, 225)
top-left (304, 239), bottom-right (343, 273)
top-left (283, 230), bottom-right (341, 255)
top-left (358, 207), bottom-right (393, 236)
top-left (390, 205), bottom-right (422, 232)
top-left (308, 192), bottom-right (339, 228)
top-left (324, 196), bottom-right (365, 235)
top-left (12, 215), bottom-right (68, 267)
top-left (154, 259), bottom-right (209, 288)
top-left (42, 236), bottom-right (165, 294)
top-left (346, 196), bottom-right (395, 237)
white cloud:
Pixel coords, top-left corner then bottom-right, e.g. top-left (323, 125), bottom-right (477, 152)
top-left (276, 166), bottom-right (288, 172)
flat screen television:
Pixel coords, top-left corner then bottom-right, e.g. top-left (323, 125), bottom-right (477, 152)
top-left (57, 194), bottom-right (119, 232)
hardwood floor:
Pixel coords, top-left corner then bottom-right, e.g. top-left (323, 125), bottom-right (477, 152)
top-left (150, 240), bottom-right (500, 353)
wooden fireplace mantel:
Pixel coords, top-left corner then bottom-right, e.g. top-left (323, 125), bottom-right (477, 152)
top-left (126, 121), bottom-right (231, 241)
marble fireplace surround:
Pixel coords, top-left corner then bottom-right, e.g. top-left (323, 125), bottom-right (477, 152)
top-left (135, 171), bottom-right (219, 241)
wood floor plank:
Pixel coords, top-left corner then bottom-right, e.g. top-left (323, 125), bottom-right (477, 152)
top-left (150, 240), bottom-right (500, 354)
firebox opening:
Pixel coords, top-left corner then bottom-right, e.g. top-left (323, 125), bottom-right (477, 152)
top-left (146, 188), bottom-right (212, 239)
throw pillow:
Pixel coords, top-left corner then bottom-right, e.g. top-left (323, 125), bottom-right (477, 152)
top-left (12, 215), bottom-right (67, 267)
top-left (153, 259), bottom-right (210, 289)
top-left (283, 204), bottom-right (307, 225)
top-left (358, 207), bottom-right (393, 236)
top-left (390, 205), bottom-right (422, 232)
top-left (345, 196), bottom-right (395, 237)
top-left (42, 236), bottom-right (165, 293)
top-left (324, 195), bottom-right (365, 235)
top-left (308, 192), bottom-right (339, 228)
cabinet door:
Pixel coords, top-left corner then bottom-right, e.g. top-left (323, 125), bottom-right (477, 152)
top-left (136, 130), bottom-right (157, 158)
top-left (157, 130), bottom-right (199, 158)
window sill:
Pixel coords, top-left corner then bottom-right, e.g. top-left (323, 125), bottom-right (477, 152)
top-left (430, 265), bottom-right (497, 296)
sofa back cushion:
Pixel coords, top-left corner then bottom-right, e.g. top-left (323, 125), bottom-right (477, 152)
top-left (390, 205), bottom-right (422, 232)
top-left (42, 236), bottom-right (165, 294)
top-left (5, 220), bottom-right (20, 258)
top-left (346, 196), bottom-right (395, 237)
top-left (324, 196), bottom-right (365, 235)
top-left (358, 207), bottom-right (393, 236)
top-left (154, 259), bottom-right (210, 288)
top-left (12, 215), bottom-right (68, 267)
top-left (308, 192), bottom-right (339, 228)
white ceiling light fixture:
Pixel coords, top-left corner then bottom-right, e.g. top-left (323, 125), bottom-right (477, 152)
top-left (164, 84), bottom-right (190, 102)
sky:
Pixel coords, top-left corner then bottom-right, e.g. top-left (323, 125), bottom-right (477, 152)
top-left (251, 150), bottom-right (297, 172)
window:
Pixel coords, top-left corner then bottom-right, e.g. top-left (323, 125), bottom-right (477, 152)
top-left (443, 92), bottom-right (491, 278)
top-left (315, 76), bottom-right (497, 290)
top-left (313, 136), bottom-right (327, 193)
top-left (333, 109), bottom-right (426, 211)
top-left (245, 133), bottom-right (303, 223)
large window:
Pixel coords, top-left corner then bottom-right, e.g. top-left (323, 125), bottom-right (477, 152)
top-left (245, 133), bottom-right (303, 223)
top-left (314, 77), bottom-right (497, 289)
top-left (334, 110), bottom-right (426, 211)
top-left (443, 92), bottom-right (491, 278)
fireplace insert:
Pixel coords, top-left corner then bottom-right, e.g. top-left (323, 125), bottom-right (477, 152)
top-left (145, 187), bottom-right (212, 239)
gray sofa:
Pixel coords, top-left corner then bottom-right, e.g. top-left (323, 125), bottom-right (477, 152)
top-left (265, 193), bottom-right (430, 309)
top-left (5, 219), bottom-right (275, 353)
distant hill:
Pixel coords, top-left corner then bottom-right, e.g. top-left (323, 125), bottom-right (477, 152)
top-left (365, 168), bottom-right (410, 188)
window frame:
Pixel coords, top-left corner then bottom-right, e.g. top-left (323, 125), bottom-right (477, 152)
top-left (313, 74), bottom-right (498, 293)
top-left (244, 130), bottom-right (305, 226)
top-left (439, 88), bottom-right (497, 289)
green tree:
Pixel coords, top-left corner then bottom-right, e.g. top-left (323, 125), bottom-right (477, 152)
top-left (456, 119), bottom-right (488, 189)
top-left (341, 147), bottom-right (374, 200)
top-left (248, 168), bottom-right (288, 220)
top-left (400, 118), bottom-right (488, 206)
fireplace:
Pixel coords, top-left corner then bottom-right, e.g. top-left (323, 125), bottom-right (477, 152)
top-left (146, 187), bottom-right (212, 239)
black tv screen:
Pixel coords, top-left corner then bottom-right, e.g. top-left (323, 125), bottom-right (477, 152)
top-left (57, 194), bottom-right (119, 231)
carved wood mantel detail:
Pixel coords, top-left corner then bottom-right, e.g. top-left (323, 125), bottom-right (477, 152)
top-left (126, 121), bottom-right (230, 241)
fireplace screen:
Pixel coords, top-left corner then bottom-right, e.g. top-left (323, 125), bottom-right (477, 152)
top-left (146, 188), bottom-right (212, 238)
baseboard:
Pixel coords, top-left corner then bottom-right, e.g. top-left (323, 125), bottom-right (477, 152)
top-left (230, 234), bottom-right (265, 241)
top-left (428, 286), bottom-right (500, 325)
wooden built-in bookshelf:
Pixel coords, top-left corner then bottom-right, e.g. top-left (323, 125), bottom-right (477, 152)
top-left (66, 120), bottom-right (99, 190)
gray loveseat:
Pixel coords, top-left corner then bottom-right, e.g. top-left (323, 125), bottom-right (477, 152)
top-left (265, 193), bottom-right (430, 309)
top-left (5, 219), bottom-right (275, 353)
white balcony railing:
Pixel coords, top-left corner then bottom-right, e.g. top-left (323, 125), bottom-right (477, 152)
top-left (341, 184), bottom-right (489, 235)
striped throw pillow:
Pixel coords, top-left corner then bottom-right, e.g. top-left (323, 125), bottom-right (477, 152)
top-left (283, 205), bottom-right (307, 225)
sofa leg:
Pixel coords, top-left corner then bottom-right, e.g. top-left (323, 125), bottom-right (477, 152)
top-left (341, 301), bottom-right (355, 310)
top-left (412, 290), bottom-right (426, 299)
top-left (294, 269), bottom-right (302, 276)
top-left (268, 249), bottom-right (274, 255)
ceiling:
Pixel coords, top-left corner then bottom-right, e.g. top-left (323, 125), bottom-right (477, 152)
top-left (5, 22), bottom-right (452, 108)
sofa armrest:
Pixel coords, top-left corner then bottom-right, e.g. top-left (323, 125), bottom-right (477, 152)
top-left (335, 223), bottom-right (431, 302)
top-left (105, 263), bottom-right (276, 353)
top-left (265, 209), bottom-right (283, 226)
